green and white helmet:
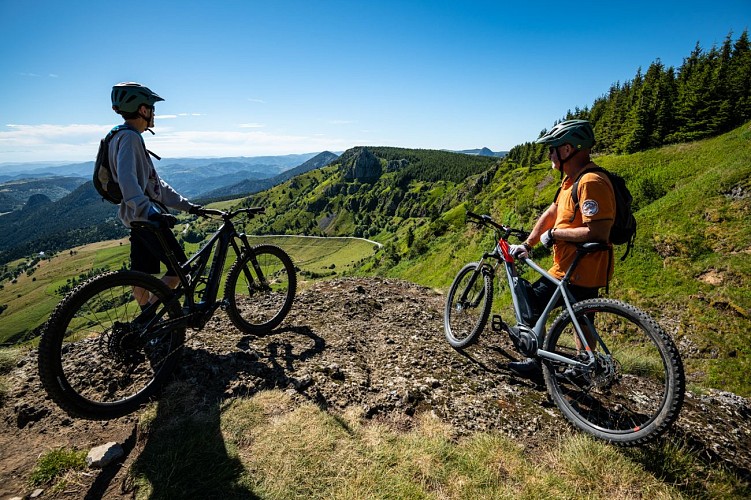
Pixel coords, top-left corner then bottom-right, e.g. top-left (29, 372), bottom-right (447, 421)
top-left (536, 119), bottom-right (595, 150)
top-left (111, 82), bottom-right (164, 114)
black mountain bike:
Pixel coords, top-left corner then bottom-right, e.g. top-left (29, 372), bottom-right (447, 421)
top-left (38, 207), bottom-right (296, 420)
top-left (445, 212), bottom-right (684, 445)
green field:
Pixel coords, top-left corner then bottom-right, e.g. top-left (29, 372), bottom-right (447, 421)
top-left (0, 235), bottom-right (377, 345)
top-left (247, 235), bottom-right (380, 279)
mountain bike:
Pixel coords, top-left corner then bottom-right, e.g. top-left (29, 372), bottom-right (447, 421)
top-left (38, 207), bottom-right (296, 420)
top-left (444, 211), bottom-right (684, 445)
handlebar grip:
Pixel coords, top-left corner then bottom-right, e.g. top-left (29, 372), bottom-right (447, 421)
top-left (200, 208), bottom-right (224, 217)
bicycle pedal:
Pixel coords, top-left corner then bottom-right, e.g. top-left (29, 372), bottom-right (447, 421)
top-left (491, 314), bottom-right (506, 332)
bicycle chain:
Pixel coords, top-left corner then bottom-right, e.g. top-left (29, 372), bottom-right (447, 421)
top-left (136, 308), bottom-right (212, 364)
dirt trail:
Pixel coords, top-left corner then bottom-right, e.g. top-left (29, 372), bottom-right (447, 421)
top-left (1, 277), bottom-right (749, 497)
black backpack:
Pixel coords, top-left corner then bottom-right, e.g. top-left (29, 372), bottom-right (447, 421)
top-left (93, 125), bottom-right (160, 204)
top-left (555, 166), bottom-right (637, 260)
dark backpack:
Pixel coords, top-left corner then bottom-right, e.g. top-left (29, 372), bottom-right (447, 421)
top-left (555, 166), bottom-right (637, 260)
top-left (93, 125), bottom-right (160, 204)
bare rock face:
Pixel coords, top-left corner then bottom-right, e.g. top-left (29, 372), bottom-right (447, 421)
top-left (1, 277), bottom-right (750, 497)
top-left (342, 148), bottom-right (382, 182)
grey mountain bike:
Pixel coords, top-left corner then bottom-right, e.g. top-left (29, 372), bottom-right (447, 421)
top-left (38, 207), bottom-right (296, 420)
top-left (444, 211), bottom-right (684, 445)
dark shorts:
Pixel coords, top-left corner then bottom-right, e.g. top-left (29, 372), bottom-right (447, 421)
top-left (130, 226), bottom-right (188, 276)
top-left (528, 278), bottom-right (599, 323)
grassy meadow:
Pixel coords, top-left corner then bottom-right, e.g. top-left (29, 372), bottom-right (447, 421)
top-left (0, 234), bottom-right (378, 345)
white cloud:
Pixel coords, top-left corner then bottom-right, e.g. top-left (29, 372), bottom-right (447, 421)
top-left (0, 123), bottom-right (107, 162)
top-left (247, 98), bottom-right (266, 104)
top-left (148, 129), bottom-right (354, 157)
top-left (0, 123), bottom-right (357, 162)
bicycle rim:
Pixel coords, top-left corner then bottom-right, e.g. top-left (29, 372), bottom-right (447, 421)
top-left (38, 271), bottom-right (185, 419)
top-left (444, 262), bottom-right (492, 349)
top-left (225, 245), bottom-right (296, 334)
top-left (543, 299), bottom-right (684, 445)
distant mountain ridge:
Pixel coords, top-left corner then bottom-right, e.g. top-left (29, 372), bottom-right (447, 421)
top-left (0, 152), bottom-right (339, 264)
top-left (0, 177), bottom-right (88, 213)
top-left (0, 147), bottom-right (494, 265)
top-left (0, 153), bottom-right (323, 200)
top-left (202, 151), bottom-right (339, 200)
top-left (453, 147), bottom-right (507, 157)
top-left (0, 182), bottom-right (126, 265)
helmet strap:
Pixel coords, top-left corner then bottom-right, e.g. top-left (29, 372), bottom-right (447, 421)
top-left (138, 106), bottom-right (156, 135)
top-left (559, 146), bottom-right (579, 164)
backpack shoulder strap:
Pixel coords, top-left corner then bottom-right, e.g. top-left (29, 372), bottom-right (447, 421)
top-left (107, 125), bottom-right (161, 162)
top-left (106, 124), bottom-right (129, 141)
top-left (552, 173), bottom-right (570, 205)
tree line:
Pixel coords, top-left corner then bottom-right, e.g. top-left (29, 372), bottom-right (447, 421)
top-left (508, 30), bottom-right (751, 166)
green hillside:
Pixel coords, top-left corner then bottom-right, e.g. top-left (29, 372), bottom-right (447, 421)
top-left (392, 125), bottom-right (751, 396)
top-left (233, 124), bottom-right (751, 396)
top-left (2, 126), bottom-right (749, 396)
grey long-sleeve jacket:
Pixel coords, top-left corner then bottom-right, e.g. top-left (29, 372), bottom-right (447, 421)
top-left (108, 126), bottom-right (194, 228)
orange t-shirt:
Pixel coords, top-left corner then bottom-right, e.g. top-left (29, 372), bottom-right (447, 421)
top-left (548, 168), bottom-right (615, 288)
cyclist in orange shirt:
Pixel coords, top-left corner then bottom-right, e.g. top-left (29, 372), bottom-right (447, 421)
top-left (507, 120), bottom-right (615, 379)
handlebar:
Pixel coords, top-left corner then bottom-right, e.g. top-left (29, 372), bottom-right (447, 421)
top-left (196, 206), bottom-right (265, 219)
top-left (466, 211), bottom-right (528, 241)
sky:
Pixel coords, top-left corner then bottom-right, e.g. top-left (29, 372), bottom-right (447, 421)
top-left (0, 0), bottom-right (749, 164)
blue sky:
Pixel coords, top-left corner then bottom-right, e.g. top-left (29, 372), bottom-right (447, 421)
top-left (0, 0), bottom-right (749, 163)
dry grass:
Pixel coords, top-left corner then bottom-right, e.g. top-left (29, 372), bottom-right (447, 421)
top-left (128, 388), bottom-right (749, 499)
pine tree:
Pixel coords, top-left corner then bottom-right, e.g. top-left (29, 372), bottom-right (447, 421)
top-left (652, 65), bottom-right (677, 145)
top-left (710, 33), bottom-right (734, 134)
top-left (729, 30), bottom-right (751, 126)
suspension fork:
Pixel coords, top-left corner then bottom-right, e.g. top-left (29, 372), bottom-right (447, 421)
top-left (232, 232), bottom-right (270, 291)
top-left (458, 248), bottom-right (499, 306)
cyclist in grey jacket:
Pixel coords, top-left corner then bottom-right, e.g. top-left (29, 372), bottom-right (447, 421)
top-left (109, 82), bottom-right (202, 308)
top-left (108, 124), bottom-right (195, 228)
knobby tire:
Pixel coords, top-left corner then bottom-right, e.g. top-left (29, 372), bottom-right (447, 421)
top-left (444, 262), bottom-right (493, 348)
top-left (38, 271), bottom-right (186, 420)
top-left (224, 244), bottom-right (296, 335)
top-left (542, 298), bottom-right (684, 445)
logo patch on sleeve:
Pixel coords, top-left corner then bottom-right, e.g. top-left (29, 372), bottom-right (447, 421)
top-left (581, 199), bottom-right (600, 217)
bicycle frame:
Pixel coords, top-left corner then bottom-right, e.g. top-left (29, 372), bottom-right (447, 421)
top-left (467, 212), bottom-right (610, 369)
top-left (517, 251), bottom-right (610, 369)
top-left (132, 207), bottom-right (265, 328)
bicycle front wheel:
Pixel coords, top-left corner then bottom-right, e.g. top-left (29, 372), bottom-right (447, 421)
top-left (38, 271), bottom-right (186, 420)
top-left (444, 262), bottom-right (493, 349)
top-left (224, 244), bottom-right (296, 335)
top-left (542, 298), bottom-right (684, 445)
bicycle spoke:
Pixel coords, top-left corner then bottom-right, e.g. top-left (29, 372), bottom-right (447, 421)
top-left (544, 299), bottom-right (683, 444)
top-left (225, 245), bottom-right (296, 335)
top-left (444, 263), bottom-right (492, 348)
top-left (38, 272), bottom-right (186, 419)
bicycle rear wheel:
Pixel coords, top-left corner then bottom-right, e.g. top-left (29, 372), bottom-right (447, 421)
top-left (444, 262), bottom-right (493, 348)
top-left (224, 244), bottom-right (296, 335)
top-left (38, 271), bottom-right (186, 419)
top-left (542, 298), bottom-right (684, 445)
